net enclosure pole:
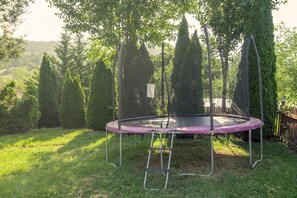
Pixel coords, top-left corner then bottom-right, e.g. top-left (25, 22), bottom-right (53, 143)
top-left (251, 36), bottom-right (264, 122)
top-left (249, 36), bottom-right (263, 168)
top-left (204, 26), bottom-right (214, 131)
top-left (112, 47), bottom-right (119, 121)
top-left (118, 34), bottom-right (125, 130)
top-left (161, 42), bottom-right (165, 114)
top-left (205, 25), bottom-right (215, 176)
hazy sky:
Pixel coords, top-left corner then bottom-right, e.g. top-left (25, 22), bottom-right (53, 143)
top-left (15, 0), bottom-right (297, 42)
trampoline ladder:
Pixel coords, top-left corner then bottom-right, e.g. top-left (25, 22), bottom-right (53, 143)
top-left (143, 131), bottom-right (175, 190)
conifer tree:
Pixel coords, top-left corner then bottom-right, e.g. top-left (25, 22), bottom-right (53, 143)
top-left (38, 54), bottom-right (60, 127)
top-left (55, 28), bottom-right (73, 79)
top-left (189, 30), bottom-right (204, 114)
top-left (138, 43), bottom-right (155, 116)
top-left (87, 61), bottom-right (112, 130)
top-left (121, 38), bottom-right (140, 118)
top-left (171, 16), bottom-right (191, 114)
top-left (60, 70), bottom-right (86, 128)
top-left (121, 40), bottom-right (156, 118)
top-left (72, 32), bottom-right (92, 87)
top-left (244, 0), bottom-right (277, 139)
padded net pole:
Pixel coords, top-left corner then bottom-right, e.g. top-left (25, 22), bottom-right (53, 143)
top-left (112, 47), bottom-right (119, 121)
top-left (204, 26), bottom-right (214, 131)
top-left (161, 42), bottom-right (165, 114)
top-left (117, 34), bottom-right (125, 130)
top-left (250, 36), bottom-right (264, 122)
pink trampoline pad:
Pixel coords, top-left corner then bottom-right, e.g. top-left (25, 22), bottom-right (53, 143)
top-left (106, 115), bottom-right (263, 134)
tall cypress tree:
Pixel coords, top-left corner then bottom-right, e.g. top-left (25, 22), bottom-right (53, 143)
top-left (190, 30), bottom-right (204, 114)
top-left (244, 0), bottom-right (277, 139)
top-left (139, 43), bottom-right (155, 116)
top-left (60, 70), bottom-right (86, 128)
top-left (171, 16), bottom-right (191, 115)
top-left (38, 54), bottom-right (60, 127)
top-left (122, 38), bottom-right (140, 118)
top-left (87, 61), bottom-right (112, 131)
top-left (121, 40), bottom-right (155, 118)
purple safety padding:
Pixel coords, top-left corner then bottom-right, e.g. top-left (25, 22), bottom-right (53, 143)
top-left (106, 116), bottom-right (263, 134)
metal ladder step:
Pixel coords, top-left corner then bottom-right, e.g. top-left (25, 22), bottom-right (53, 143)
top-left (146, 168), bottom-right (169, 173)
top-left (150, 147), bottom-right (172, 151)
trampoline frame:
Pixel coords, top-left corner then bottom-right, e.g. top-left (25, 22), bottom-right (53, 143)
top-left (105, 126), bottom-right (263, 190)
top-left (105, 26), bottom-right (264, 190)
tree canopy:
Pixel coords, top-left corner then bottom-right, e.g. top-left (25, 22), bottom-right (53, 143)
top-left (0, 0), bottom-right (33, 62)
top-left (47, 0), bottom-right (195, 45)
top-left (275, 23), bottom-right (297, 106)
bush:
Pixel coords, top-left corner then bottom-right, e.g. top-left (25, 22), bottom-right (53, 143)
top-left (87, 60), bottom-right (112, 131)
top-left (9, 96), bottom-right (40, 133)
top-left (0, 81), bottom-right (40, 134)
top-left (59, 70), bottom-right (86, 128)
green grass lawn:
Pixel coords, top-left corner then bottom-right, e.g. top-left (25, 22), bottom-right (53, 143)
top-left (0, 128), bottom-right (296, 197)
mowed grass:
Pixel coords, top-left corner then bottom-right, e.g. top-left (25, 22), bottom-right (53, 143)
top-left (0, 128), bottom-right (296, 198)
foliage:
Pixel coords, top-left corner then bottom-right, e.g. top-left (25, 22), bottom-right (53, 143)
top-left (38, 54), bottom-right (60, 128)
top-left (151, 43), bottom-right (174, 116)
top-left (47, 0), bottom-right (196, 46)
top-left (121, 39), bottom-right (155, 118)
top-left (0, 81), bottom-right (17, 109)
top-left (138, 43), bottom-right (155, 115)
top-left (244, 0), bottom-right (277, 139)
top-left (231, 39), bottom-right (250, 117)
top-left (71, 32), bottom-right (92, 87)
top-left (0, 0), bottom-right (33, 62)
top-left (23, 71), bottom-right (39, 98)
top-left (0, 81), bottom-right (40, 134)
top-left (87, 39), bottom-right (115, 69)
top-left (275, 23), bottom-right (297, 106)
top-left (60, 70), bottom-right (86, 129)
top-left (170, 17), bottom-right (204, 116)
top-left (171, 16), bottom-right (191, 115)
top-left (54, 28), bottom-right (73, 79)
top-left (174, 31), bottom-right (204, 114)
top-left (87, 61), bottom-right (112, 131)
top-left (8, 95), bottom-right (40, 133)
top-left (189, 30), bottom-right (204, 114)
top-left (197, 0), bottom-right (245, 113)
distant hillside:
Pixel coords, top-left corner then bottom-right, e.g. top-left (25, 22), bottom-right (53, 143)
top-left (3, 40), bottom-right (58, 70)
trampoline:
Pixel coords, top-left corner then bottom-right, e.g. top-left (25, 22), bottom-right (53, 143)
top-left (106, 115), bottom-right (263, 134)
top-left (105, 26), bottom-right (264, 190)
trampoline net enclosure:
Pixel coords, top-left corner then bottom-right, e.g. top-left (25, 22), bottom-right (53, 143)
top-left (109, 29), bottom-right (263, 134)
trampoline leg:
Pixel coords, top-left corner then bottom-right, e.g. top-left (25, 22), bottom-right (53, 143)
top-left (105, 130), bottom-right (122, 168)
top-left (225, 133), bottom-right (229, 146)
top-left (249, 128), bottom-right (263, 168)
top-left (106, 130), bottom-right (109, 162)
top-left (164, 132), bottom-right (175, 190)
top-left (120, 133), bottom-right (122, 167)
top-left (114, 133), bottom-right (116, 149)
top-left (144, 132), bottom-right (155, 190)
top-left (160, 133), bottom-right (165, 175)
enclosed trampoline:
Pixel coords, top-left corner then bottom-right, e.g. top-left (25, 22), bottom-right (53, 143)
top-left (106, 115), bottom-right (262, 134)
top-left (105, 26), bottom-right (264, 190)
